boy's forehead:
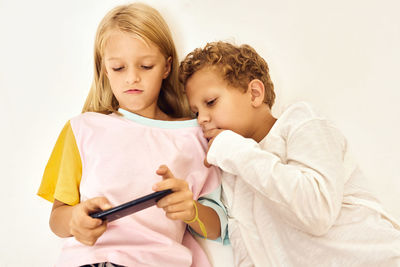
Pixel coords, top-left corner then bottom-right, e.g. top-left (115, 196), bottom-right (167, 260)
top-left (191, 67), bottom-right (224, 84)
top-left (186, 68), bottom-right (228, 99)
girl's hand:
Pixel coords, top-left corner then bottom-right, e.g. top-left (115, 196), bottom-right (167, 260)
top-left (69, 197), bottom-right (112, 246)
top-left (153, 165), bottom-right (195, 222)
top-left (203, 128), bottom-right (225, 167)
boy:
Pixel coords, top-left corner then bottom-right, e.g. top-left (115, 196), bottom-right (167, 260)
top-left (179, 41), bottom-right (400, 267)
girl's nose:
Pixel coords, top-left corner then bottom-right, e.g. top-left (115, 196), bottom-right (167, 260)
top-left (126, 69), bottom-right (140, 84)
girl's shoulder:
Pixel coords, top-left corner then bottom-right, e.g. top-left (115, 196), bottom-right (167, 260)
top-left (68, 112), bottom-right (119, 134)
top-left (69, 111), bottom-right (109, 123)
top-left (70, 111), bottom-right (109, 120)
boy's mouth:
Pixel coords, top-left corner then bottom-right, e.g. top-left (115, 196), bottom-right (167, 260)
top-left (202, 127), bottom-right (216, 133)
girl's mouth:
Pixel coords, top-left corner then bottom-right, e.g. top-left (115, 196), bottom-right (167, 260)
top-left (125, 89), bottom-right (143, 94)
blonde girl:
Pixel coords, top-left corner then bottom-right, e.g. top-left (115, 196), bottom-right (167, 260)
top-left (38, 3), bottom-right (226, 267)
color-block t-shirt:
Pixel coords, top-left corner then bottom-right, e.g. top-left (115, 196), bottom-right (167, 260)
top-left (38, 109), bottom-right (227, 267)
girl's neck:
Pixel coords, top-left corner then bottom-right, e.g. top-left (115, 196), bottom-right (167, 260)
top-left (121, 105), bottom-right (172, 121)
top-left (153, 109), bottom-right (171, 121)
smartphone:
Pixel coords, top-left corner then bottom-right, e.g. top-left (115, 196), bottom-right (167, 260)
top-left (89, 189), bottom-right (173, 222)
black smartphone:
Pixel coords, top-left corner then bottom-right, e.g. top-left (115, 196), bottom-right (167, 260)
top-left (89, 189), bottom-right (173, 222)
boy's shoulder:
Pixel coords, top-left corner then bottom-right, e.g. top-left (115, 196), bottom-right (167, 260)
top-left (279, 102), bottom-right (321, 122)
top-left (274, 102), bottom-right (327, 135)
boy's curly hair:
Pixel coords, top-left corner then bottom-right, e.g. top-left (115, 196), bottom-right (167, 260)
top-left (179, 41), bottom-right (275, 108)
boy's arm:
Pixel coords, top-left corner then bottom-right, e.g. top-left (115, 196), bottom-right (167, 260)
top-left (207, 121), bottom-right (349, 236)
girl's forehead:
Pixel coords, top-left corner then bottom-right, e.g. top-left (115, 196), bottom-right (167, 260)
top-left (103, 30), bottom-right (162, 59)
top-left (105, 30), bottom-right (148, 47)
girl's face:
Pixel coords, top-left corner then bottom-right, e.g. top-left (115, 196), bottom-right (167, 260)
top-left (104, 30), bottom-right (171, 119)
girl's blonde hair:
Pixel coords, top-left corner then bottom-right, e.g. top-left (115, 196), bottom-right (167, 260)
top-left (82, 3), bottom-right (190, 118)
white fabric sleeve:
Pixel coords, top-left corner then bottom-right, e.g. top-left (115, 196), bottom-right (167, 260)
top-left (207, 120), bottom-right (347, 236)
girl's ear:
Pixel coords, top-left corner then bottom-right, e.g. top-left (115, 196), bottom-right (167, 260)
top-left (163, 57), bottom-right (172, 79)
top-left (248, 79), bottom-right (265, 107)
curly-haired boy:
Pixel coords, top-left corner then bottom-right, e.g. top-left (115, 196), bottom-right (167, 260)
top-left (179, 41), bottom-right (400, 267)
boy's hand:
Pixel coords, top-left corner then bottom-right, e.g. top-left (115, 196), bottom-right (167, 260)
top-left (203, 128), bottom-right (225, 167)
top-left (69, 197), bottom-right (112, 246)
top-left (153, 165), bottom-right (195, 222)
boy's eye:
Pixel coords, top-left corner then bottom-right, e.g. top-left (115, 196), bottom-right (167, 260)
top-left (141, 65), bottom-right (154, 70)
top-left (206, 98), bottom-right (216, 106)
top-left (112, 67), bottom-right (124, 71)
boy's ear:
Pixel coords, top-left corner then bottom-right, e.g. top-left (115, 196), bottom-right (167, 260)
top-left (163, 57), bottom-right (172, 79)
top-left (248, 79), bottom-right (265, 107)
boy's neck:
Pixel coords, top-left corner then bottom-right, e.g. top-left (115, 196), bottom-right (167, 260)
top-left (252, 106), bottom-right (276, 143)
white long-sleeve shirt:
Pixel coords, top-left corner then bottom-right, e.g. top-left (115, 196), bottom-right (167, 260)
top-left (207, 102), bottom-right (400, 267)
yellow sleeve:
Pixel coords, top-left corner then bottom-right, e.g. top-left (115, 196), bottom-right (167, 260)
top-left (37, 121), bottom-right (82, 206)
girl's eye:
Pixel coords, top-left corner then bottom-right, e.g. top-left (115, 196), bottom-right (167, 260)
top-left (206, 99), bottom-right (216, 106)
top-left (194, 112), bottom-right (199, 118)
top-left (112, 67), bottom-right (124, 71)
top-left (141, 65), bottom-right (154, 70)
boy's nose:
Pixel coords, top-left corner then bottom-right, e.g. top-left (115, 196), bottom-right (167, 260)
top-left (197, 112), bottom-right (210, 126)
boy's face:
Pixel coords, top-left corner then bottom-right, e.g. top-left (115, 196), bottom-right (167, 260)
top-left (185, 68), bottom-right (256, 139)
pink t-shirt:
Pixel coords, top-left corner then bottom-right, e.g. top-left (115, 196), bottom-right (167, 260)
top-left (54, 110), bottom-right (221, 267)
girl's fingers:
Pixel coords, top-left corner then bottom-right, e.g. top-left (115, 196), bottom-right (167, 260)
top-left (154, 165), bottom-right (195, 221)
top-left (84, 197), bottom-right (112, 212)
top-left (162, 200), bottom-right (194, 214)
top-left (156, 191), bottom-right (193, 208)
top-left (156, 165), bottom-right (175, 179)
top-left (153, 177), bottom-right (188, 192)
top-left (165, 209), bottom-right (194, 221)
top-left (71, 198), bottom-right (111, 229)
top-left (73, 222), bottom-right (107, 246)
top-left (70, 209), bottom-right (101, 230)
top-left (79, 216), bottom-right (103, 229)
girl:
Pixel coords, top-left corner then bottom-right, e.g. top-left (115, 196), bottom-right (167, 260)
top-left (37, 3), bottom-right (226, 267)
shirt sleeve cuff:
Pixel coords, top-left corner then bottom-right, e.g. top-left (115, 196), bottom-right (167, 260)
top-left (188, 186), bottom-right (229, 244)
top-left (207, 130), bottom-right (243, 166)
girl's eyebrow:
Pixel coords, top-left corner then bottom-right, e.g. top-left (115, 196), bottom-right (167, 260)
top-left (105, 57), bottom-right (122, 61)
top-left (105, 55), bottom-right (159, 61)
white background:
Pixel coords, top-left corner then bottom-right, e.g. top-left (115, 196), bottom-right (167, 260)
top-left (1, 0), bottom-right (399, 266)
